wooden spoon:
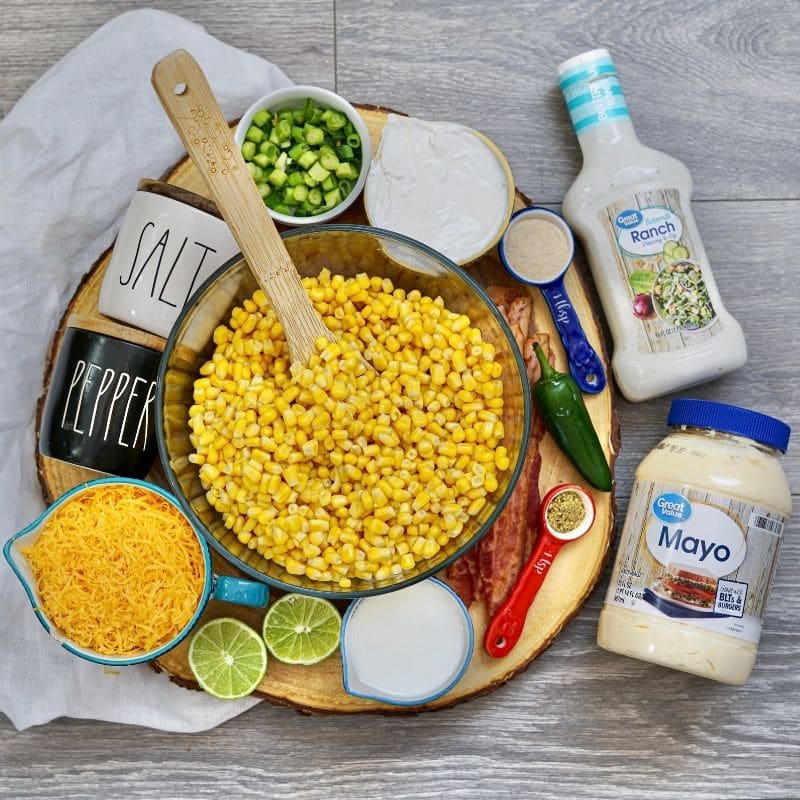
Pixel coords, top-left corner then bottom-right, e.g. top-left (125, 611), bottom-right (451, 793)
top-left (151, 49), bottom-right (336, 366)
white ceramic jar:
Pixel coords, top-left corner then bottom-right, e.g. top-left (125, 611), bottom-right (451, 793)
top-left (598, 399), bottom-right (792, 684)
top-left (99, 180), bottom-right (239, 338)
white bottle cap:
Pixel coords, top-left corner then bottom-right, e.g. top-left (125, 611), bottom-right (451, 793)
top-left (557, 48), bottom-right (613, 78)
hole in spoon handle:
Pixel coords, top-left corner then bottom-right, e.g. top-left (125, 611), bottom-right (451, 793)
top-left (484, 606), bottom-right (524, 658)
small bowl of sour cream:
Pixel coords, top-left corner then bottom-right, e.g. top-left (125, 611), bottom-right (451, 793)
top-left (364, 114), bottom-right (515, 265)
top-left (341, 578), bottom-right (474, 706)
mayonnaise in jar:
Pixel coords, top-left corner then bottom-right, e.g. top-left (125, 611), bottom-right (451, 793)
top-left (598, 398), bottom-right (791, 684)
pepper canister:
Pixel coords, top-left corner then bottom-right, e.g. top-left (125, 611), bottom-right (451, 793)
top-left (39, 321), bottom-right (162, 477)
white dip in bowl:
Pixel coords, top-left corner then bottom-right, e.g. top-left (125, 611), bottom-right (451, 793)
top-left (341, 577), bottom-right (474, 706)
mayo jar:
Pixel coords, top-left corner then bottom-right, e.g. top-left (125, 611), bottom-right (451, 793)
top-left (598, 399), bottom-right (791, 684)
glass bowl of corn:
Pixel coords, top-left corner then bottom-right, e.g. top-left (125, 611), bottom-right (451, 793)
top-left (157, 225), bottom-right (531, 598)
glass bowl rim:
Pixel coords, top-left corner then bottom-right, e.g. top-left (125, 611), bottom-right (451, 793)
top-left (155, 223), bottom-right (532, 599)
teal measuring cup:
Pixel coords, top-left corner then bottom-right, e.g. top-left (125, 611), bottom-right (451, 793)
top-left (3, 477), bottom-right (269, 667)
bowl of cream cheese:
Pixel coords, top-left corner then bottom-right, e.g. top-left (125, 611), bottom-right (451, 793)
top-left (363, 114), bottom-right (515, 265)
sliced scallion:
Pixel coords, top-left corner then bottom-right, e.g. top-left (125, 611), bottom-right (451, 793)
top-left (240, 98), bottom-right (364, 216)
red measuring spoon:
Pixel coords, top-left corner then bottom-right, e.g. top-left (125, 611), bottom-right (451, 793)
top-left (484, 483), bottom-right (596, 658)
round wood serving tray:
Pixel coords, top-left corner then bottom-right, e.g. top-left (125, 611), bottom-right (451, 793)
top-left (36, 105), bottom-right (619, 713)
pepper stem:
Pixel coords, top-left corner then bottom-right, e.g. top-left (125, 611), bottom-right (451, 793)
top-left (533, 342), bottom-right (557, 381)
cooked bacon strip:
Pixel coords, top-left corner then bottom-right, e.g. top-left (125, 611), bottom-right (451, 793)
top-left (507, 296), bottom-right (531, 353)
top-left (476, 287), bottom-right (537, 615)
top-left (445, 287), bottom-right (553, 611)
top-left (521, 331), bottom-right (552, 560)
top-left (479, 445), bottom-right (536, 615)
top-left (445, 554), bottom-right (475, 607)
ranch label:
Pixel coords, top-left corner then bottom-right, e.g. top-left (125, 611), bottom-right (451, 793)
top-left (597, 187), bottom-right (723, 355)
top-left (605, 479), bottom-right (786, 643)
top-left (39, 327), bottom-right (161, 478)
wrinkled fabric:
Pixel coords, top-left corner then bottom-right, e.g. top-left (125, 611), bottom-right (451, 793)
top-left (0, 8), bottom-right (293, 731)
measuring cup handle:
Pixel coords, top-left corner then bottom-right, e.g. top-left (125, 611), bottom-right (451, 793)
top-left (210, 575), bottom-right (269, 608)
top-left (484, 531), bottom-right (564, 658)
top-left (539, 278), bottom-right (606, 394)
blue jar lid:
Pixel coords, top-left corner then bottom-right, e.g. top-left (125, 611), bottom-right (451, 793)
top-left (667, 398), bottom-right (790, 453)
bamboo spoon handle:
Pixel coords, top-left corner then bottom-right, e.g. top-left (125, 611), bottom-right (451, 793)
top-left (150, 49), bottom-right (334, 365)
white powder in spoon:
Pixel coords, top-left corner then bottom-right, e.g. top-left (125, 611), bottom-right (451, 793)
top-left (504, 216), bottom-right (569, 282)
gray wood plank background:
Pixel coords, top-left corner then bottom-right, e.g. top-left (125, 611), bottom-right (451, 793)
top-left (2, 1), bottom-right (798, 798)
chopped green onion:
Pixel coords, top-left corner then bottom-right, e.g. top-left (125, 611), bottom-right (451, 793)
top-left (326, 112), bottom-right (347, 131)
top-left (335, 162), bottom-right (358, 180)
top-left (268, 168), bottom-right (287, 187)
top-left (245, 126), bottom-right (264, 144)
top-left (289, 142), bottom-right (310, 161)
top-left (336, 144), bottom-right (354, 160)
top-left (259, 141), bottom-right (278, 159)
top-left (247, 162), bottom-right (263, 181)
top-left (252, 109), bottom-right (271, 128)
top-left (297, 150), bottom-right (319, 169)
top-left (324, 188), bottom-right (342, 208)
top-left (319, 148), bottom-right (340, 171)
top-left (308, 162), bottom-right (331, 183)
top-left (240, 97), bottom-right (363, 216)
top-left (276, 118), bottom-right (292, 141)
top-left (304, 125), bottom-right (324, 146)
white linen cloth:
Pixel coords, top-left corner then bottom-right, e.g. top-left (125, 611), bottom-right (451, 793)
top-left (0, 8), bottom-right (294, 731)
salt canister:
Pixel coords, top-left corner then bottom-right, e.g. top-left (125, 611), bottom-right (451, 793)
top-left (98, 180), bottom-right (239, 338)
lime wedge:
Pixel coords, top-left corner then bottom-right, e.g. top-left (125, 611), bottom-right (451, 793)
top-left (263, 594), bottom-right (342, 665)
top-left (188, 617), bottom-right (267, 699)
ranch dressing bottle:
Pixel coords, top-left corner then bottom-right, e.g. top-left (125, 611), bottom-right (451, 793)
top-left (558, 49), bottom-right (746, 402)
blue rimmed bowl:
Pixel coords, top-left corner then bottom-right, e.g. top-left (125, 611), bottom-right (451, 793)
top-left (3, 477), bottom-right (268, 666)
top-left (341, 577), bottom-right (474, 706)
top-left (156, 224), bottom-right (532, 599)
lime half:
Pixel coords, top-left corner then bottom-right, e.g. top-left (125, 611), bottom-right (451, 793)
top-left (188, 617), bottom-right (267, 699)
top-left (263, 594), bottom-right (342, 665)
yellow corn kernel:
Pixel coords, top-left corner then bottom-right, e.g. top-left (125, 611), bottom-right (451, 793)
top-left (400, 553), bottom-right (416, 571)
top-left (285, 557), bottom-right (305, 575)
top-left (468, 497), bottom-right (487, 516)
top-left (421, 538), bottom-right (439, 559)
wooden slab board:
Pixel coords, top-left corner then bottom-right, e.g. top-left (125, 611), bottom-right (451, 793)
top-left (35, 105), bottom-right (619, 714)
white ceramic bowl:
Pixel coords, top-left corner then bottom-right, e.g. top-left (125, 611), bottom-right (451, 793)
top-left (233, 85), bottom-right (372, 227)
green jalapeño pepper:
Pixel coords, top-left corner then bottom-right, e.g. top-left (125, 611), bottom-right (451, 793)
top-left (532, 343), bottom-right (612, 492)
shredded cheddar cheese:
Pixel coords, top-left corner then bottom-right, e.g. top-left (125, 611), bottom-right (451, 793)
top-left (23, 484), bottom-right (205, 656)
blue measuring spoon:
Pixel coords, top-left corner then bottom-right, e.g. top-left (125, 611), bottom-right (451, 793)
top-left (498, 206), bottom-right (606, 393)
